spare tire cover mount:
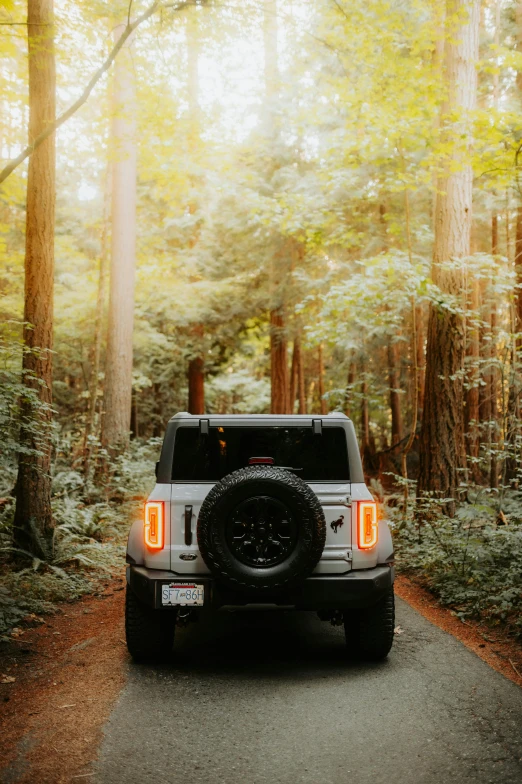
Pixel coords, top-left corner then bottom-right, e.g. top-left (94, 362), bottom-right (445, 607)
top-left (197, 466), bottom-right (326, 593)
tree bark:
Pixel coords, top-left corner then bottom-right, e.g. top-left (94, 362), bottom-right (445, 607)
top-left (318, 344), bottom-right (327, 415)
top-left (13, 0), bottom-right (56, 553)
top-left (289, 338), bottom-right (298, 413)
top-left (185, 10), bottom-right (205, 412)
top-left (297, 337), bottom-right (306, 414)
top-left (263, 0), bottom-right (288, 414)
top-left (188, 356), bottom-right (205, 414)
top-left (83, 167), bottom-right (111, 477)
top-left (387, 339), bottom-right (403, 445)
top-left (465, 277), bottom-right (480, 471)
top-left (516, 208), bottom-right (522, 343)
top-left (360, 369), bottom-right (374, 472)
top-left (270, 309), bottom-right (289, 414)
top-left (345, 359), bottom-right (356, 418)
top-left (101, 25), bottom-right (137, 453)
top-left (415, 305), bottom-right (425, 412)
top-left (417, 0), bottom-right (479, 512)
top-left (490, 213), bottom-right (499, 488)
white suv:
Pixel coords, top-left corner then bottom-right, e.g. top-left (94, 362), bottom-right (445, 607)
top-left (125, 413), bottom-right (395, 661)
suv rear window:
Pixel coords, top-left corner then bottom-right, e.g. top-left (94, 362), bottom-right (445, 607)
top-left (172, 426), bottom-right (350, 482)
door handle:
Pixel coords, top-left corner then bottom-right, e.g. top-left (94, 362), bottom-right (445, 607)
top-left (184, 505), bottom-right (193, 546)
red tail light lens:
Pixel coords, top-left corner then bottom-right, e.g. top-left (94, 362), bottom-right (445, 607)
top-left (358, 501), bottom-right (378, 549)
top-left (144, 501), bottom-right (164, 550)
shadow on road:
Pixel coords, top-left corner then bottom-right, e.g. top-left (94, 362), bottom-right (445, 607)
top-left (131, 609), bottom-right (391, 681)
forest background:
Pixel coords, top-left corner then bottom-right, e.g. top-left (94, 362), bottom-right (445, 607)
top-left (1, 0), bottom-right (521, 640)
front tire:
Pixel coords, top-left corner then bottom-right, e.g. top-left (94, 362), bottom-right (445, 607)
top-left (344, 587), bottom-right (395, 661)
top-left (125, 586), bottom-right (176, 662)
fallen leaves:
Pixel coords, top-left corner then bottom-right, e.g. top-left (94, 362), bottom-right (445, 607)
top-left (1, 675), bottom-right (16, 684)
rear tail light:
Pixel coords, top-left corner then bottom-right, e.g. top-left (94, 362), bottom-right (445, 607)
top-left (357, 501), bottom-right (378, 549)
top-left (144, 501), bottom-right (164, 550)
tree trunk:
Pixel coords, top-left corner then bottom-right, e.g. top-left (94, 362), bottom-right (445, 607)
top-left (361, 376), bottom-right (370, 449)
top-left (345, 359), bottom-right (356, 418)
top-left (478, 279), bottom-right (491, 427)
top-left (415, 305), bottom-right (425, 412)
top-left (101, 25), bottom-right (137, 453)
top-left (296, 335), bottom-right (306, 414)
top-left (360, 370), bottom-right (374, 472)
top-left (417, 0), bottom-right (479, 512)
top-left (387, 339), bottom-right (403, 445)
top-left (505, 5), bottom-right (522, 482)
top-left (263, 0), bottom-right (288, 414)
top-left (490, 213), bottom-right (499, 488)
top-left (318, 344), bottom-right (327, 415)
top-left (13, 0), bottom-right (56, 553)
top-left (289, 339), bottom-right (298, 413)
top-left (83, 167), bottom-right (111, 477)
top-left (188, 357), bottom-right (205, 414)
top-left (516, 206), bottom-right (522, 352)
top-left (185, 13), bottom-right (205, 413)
top-left (270, 309), bottom-right (289, 413)
top-left (465, 277), bottom-right (480, 471)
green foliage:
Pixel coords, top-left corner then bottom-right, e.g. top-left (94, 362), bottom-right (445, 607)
top-left (391, 491), bottom-right (522, 639)
top-left (0, 322), bottom-right (55, 495)
top-left (0, 438), bottom-right (158, 639)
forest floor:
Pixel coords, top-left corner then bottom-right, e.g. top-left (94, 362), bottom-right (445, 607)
top-left (0, 574), bottom-right (520, 784)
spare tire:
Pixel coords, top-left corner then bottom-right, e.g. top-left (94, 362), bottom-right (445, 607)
top-left (197, 466), bottom-right (326, 594)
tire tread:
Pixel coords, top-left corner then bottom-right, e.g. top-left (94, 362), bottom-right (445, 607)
top-left (125, 586), bottom-right (175, 662)
top-left (345, 587), bottom-right (395, 661)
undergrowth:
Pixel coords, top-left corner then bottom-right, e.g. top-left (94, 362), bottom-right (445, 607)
top-left (375, 479), bottom-right (522, 640)
top-left (0, 439), bottom-right (159, 641)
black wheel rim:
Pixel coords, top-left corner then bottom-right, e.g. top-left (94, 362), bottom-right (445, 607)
top-left (226, 495), bottom-right (297, 568)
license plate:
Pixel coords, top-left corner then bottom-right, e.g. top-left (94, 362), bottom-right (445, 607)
top-left (161, 583), bottom-right (204, 606)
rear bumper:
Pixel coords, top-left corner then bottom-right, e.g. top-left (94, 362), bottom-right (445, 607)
top-left (127, 564), bottom-right (394, 611)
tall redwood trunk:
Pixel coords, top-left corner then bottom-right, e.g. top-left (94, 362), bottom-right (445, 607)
top-left (83, 167), bottom-right (111, 477)
top-left (415, 305), bottom-right (425, 412)
top-left (185, 10), bottom-right (205, 411)
top-left (345, 360), bottom-right (356, 418)
top-left (14, 0), bottom-right (56, 551)
top-left (387, 339), bottom-right (403, 445)
top-left (102, 25), bottom-right (137, 452)
top-left (478, 279), bottom-right (491, 427)
top-left (517, 207), bottom-right (522, 342)
top-left (360, 369), bottom-right (373, 470)
top-left (296, 335), bottom-right (306, 414)
top-left (506, 6), bottom-right (522, 481)
top-left (188, 357), bottom-right (205, 414)
top-left (263, 0), bottom-right (289, 413)
top-left (270, 309), bottom-right (289, 413)
top-left (490, 213), bottom-right (499, 488)
top-left (465, 278), bottom-right (480, 471)
top-left (289, 339), bottom-right (298, 413)
top-left (417, 0), bottom-right (479, 511)
top-left (318, 344), bottom-right (327, 415)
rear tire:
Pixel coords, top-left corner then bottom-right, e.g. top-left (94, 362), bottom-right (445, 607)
top-left (344, 587), bottom-right (395, 661)
top-left (125, 586), bottom-right (176, 662)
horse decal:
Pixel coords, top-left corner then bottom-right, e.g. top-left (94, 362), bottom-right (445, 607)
top-left (330, 515), bottom-right (344, 534)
